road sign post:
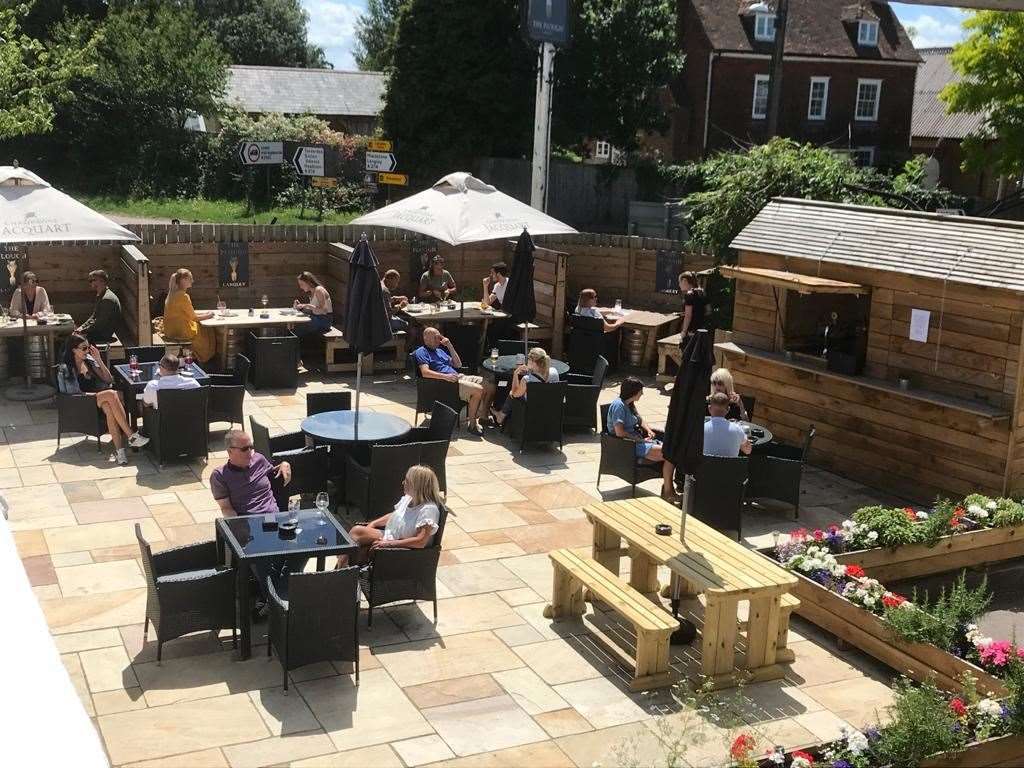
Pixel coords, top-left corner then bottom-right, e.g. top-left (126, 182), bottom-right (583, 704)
top-left (292, 146), bottom-right (326, 176)
top-left (237, 141), bottom-right (284, 165)
top-left (377, 173), bottom-right (408, 186)
top-left (365, 151), bottom-right (397, 173)
top-left (367, 139), bottom-right (393, 152)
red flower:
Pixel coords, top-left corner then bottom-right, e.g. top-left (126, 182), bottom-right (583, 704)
top-left (905, 508), bottom-right (916, 521)
top-left (950, 698), bottom-right (968, 717)
top-left (792, 528), bottom-right (808, 541)
top-left (792, 750), bottom-right (816, 765)
top-left (730, 733), bottom-right (756, 759)
top-left (845, 564), bottom-right (866, 579)
top-left (882, 593), bottom-right (907, 608)
top-left (813, 529), bottom-right (824, 541)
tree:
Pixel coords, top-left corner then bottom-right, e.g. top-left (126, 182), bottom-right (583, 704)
top-left (354, 0), bottom-right (405, 71)
top-left (193, 0), bottom-right (327, 68)
top-left (941, 11), bottom-right (1024, 177)
top-left (0, 1), bottom-right (96, 139)
top-left (554, 0), bottom-right (682, 151)
top-left (381, 0), bottom-right (535, 183)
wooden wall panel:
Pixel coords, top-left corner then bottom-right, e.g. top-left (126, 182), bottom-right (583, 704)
top-left (16, 245), bottom-right (119, 325)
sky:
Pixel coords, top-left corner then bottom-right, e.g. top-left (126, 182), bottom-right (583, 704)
top-left (300, 1), bottom-right (971, 70)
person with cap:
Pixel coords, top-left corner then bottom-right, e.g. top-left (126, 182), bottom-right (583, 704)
top-left (418, 254), bottom-right (456, 303)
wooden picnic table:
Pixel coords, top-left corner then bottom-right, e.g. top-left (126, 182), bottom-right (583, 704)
top-left (583, 496), bottom-right (797, 688)
top-left (199, 308), bottom-right (309, 370)
top-left (401, 301), bottom-right (508, 324)
top-left (598, 308), bottom-right (680, 368)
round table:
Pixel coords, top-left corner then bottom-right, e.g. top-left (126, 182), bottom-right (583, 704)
top-left (300, 410), bottom-right (412, 445)
top-left (481, 355), bottom-right (570, 377)
top-left (703, 417), bottom-right (773, 447)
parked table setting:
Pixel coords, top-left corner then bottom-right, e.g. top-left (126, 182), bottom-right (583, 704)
top-left (0, 313), bottom-right (75, 374)
top-left (200, 307), bottom-right (310, 370)
top-left (215, 509), bottom-right (358, 658)
top-left (704, 417), bottom-right (773, 447)
top-left (598, 306), bottom-right (680, 368)
top-left (481, 354), bottom-right (570, 378)
top-left (401, 300), bottom-right (508, 324)
top-left (113, 360), bottom-right (210, 429)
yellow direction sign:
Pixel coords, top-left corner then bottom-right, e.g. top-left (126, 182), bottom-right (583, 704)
top-left (378, 172), bottom-right (408, 186)
top-left (368, 139), bottom-right (393, 152)
top-left (311, 176), bottom-right (338, 188)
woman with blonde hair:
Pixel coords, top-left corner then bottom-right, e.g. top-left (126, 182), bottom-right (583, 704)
top-left (709, 367), bottom-right (748, 421)
top-left (489, 346), bottom-right (559, 426)
top-left (341, 465), bottom-right (443, 565)
top-left (163, 268), bottom-right (216, 363)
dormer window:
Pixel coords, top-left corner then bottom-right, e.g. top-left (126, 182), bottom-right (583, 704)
top-left (858, 19), bottom-right (879, 46)
top-left (754, 12), bottom-right (776, 41)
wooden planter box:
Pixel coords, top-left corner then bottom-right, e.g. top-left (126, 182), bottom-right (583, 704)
top-left (833, 524), bottom-right (1024, 583)
top-left (755, 735), bottom-right (1024, 768)
top-left (753, 552), bottom-right (1007, 697)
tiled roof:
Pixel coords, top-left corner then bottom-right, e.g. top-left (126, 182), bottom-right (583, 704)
top-left (731, 198), bottom-right (1024, 293)
top-left (225, 65), bottom-right (386, 117)
top-left (912, 47), bottom-right (986, 140)
top-left (691, 0), bottom-right (920, 62)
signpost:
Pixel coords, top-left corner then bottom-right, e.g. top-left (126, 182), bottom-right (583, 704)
top-left (365, 151), bottom-right (397, 173)
top-left (367, 139), bottom-right (393, 152)
top-left (311, 176), bottom-right (338, 189)
top-left (236, 141), bottom-right (284, 165)
top-left (292, 146), bottom-right (325, 176)
top-left (377, 173), bottom-right (408, 186)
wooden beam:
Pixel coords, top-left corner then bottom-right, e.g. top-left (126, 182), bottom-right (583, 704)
top-left (720, 265), bottom-right (866, 295)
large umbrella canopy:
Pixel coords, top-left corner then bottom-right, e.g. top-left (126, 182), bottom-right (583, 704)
top-left (502, 231), bottom-right (537, 324)
top-left (662, 329), bottom-right (715, 476)
top-left (344, 237), bottom-right (393, 354)
top-left (350, 172), bottom-right (577, 246)
top-left (0, 166), bottom-right (139, 243)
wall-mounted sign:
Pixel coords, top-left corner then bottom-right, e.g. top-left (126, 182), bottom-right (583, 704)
top-left (522, 0), bottom-right (571, 45)
top-left (909, 308), bottom-right (930, 343)
top-left (655, 249), bottom-right (682, 293)
top-left (218, 242), bottom-right (250, 288)
top-left (0, 244), bottom-right (29, 292)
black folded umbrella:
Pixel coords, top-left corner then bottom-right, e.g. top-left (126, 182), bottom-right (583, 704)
top-left (345, 236), bottom-right (393, 415)
top-left (663, 329), bottom-right (714, 475)
top-left (501, 231), bottom-right (537, 355)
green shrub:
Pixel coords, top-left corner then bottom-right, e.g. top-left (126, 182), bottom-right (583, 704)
top-left (873, 679), bottom-right (966, 768)
top-left (884, 571), bottom-right (991, 653)
top-left (852, 505), bottom-right (922, 548)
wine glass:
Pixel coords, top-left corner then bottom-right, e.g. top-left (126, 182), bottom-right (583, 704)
top-left (614, 298), bottom-right (623, 313)
top-left (216, 298), bottom-right (227, 316)
top-left (315, 491), bottom-right (329, 525)
top-left (261, 294), bottom-right (268, 310)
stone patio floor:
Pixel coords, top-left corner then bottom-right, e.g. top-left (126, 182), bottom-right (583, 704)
top-left (7, 370), bottom-right (917, 768)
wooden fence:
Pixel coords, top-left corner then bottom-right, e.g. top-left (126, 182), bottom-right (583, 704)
top-left (117, 246), bottom-right (150, 346)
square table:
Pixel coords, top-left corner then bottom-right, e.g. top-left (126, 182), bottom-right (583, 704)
top-left (200, 308), bottom-right (310, 370)
top-left (598, 308), bottom-right (680, 368)
top-left (214, 509), bottom-right (358, 659)
top-left (113, 362), bottom-right (210, 429)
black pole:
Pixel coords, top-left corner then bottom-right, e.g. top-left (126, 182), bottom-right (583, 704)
top-left (765, 0), bottom-right (789, 138)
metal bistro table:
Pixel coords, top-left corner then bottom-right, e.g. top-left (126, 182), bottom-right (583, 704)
top-left (113, 361), bottom-right (210, 430)
top-left (200, 308), bottom-right (310, 371)
top-left (703, 417), bottom-right (774, 448)
top-left (481, 354), bottom-right (570, 409)
top-left (215, 509), bottom-right (358, 659)
top-left (300, 410), bottom-right (412, 446)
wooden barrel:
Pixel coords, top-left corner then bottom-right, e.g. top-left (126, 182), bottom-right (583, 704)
top-left (0, 338), bottom-right (10, 381)
top-left (623, 329), bottom-right (644, 367)
top-left (224, 328), bottom-right (240, 370)
top-left (25, 335), bottom-right (47, 380)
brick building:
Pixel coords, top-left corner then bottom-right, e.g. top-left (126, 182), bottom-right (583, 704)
top-left (651, 0), bottom-right (921, 167)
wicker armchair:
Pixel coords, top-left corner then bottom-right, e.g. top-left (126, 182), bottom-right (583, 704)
top-left (250, 416), bottom-right (328, 498)
top-left (207, 354), bottom-right (250, 429)
top-left (691, 456), bottom-right (749, 540)
top-left (408, 353), bottom-right (466, 425)
top-left (143, 387), bottom-right (210, 465)
top-left (56, 391), bottom-right (107, 451)
top-left (360, 505), bottom-right (448, 627)
top-left (266, 567), bottom-right (361, 692)
top-left (496, 339), bottom-right (525, 357)
top-left (562, 356), bottom-right (608, 432)
top-left (306, 390), bottom-right (352, 416)
top-left (345, 442), bottom-right (425, 518)
top-left (748, 426), bottom-right (815, 520)
top-left (597, 404), bottom-right (662, 496)
top-left (125, 345), bottom-right (166, 364)
top-left (135, 523), bottom-right (236, 662)
top-left (505, 381), bottom-right (568, 451)
top-left (401, 401), bottom-right (458, 443)
top-left (567, 313), bottom-right (607, 374)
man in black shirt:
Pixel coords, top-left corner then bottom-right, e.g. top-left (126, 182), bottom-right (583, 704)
top-left (77, 269), bottom-right (123, 344)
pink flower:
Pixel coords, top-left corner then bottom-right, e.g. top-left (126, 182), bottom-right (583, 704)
top-left (979, 641), bottom-right (1013, 667)
top-left (813, 529), bottom-right (825, 541)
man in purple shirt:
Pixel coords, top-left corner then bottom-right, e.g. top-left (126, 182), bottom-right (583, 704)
top-left (211, 430), bottom-right (292, 516)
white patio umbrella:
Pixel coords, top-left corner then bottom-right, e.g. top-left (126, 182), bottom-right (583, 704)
top-left (350, 171), bottom-right (577, 245)
top-left (0, 165), bottom-right (140, 400)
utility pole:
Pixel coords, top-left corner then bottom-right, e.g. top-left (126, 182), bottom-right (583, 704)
top-left (530, 41), bottom-right (556, 211)
top-left (765, 0), bottom-right (789, 138)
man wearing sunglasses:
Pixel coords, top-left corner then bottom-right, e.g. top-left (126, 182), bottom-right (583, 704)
top-left (211, 430), bottom-right (292, 517)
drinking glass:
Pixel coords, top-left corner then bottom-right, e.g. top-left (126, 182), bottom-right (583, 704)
top-left (217, 298), bottom-right (227, 316)
top-left (315, 492), bottom-right (329, 525)
top-left (183, 347), bottom-right (193, 368)
top-left (614, 298), bottom-right (623, 313)
top-left (288, 497), bottom-right (300, 518)
top-left (261, 294), bottom-right (268, 309)
top-left (490, 348), bottom-right (499, 362)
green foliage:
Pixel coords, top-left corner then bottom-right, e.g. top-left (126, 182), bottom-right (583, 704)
top-left (354, 0), bottom-right (405, 71)
top-left (77, 194), bottom-right (360, 225)
top-left (193, 0), bottom-right (327, 67)
top-left (852, 505), bottom-right (921, 548)
top-left (884, 571), bottom-right (991, 653)
top-left (873, 679), bottom-right (966, 768)
top-left (942, 11), bottom-right (1024, 177)
top-left (919, 498), bottom-right (958, 547)
top-left (993, 504), bottom-right (1024, 528)
top-left (0, 1), bottom-right (96, 139)
top-left (1004, 658), bottom-right (1024, 736)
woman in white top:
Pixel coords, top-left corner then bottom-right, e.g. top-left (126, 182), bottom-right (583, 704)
top-left (574, 288), bottom-right (624, 333)
top-left (342, 465), bottom-right (443, 564)
top-left (293, 271), bottom-right (333, 336)
top-left (9, 272), bottom-right (52, 318)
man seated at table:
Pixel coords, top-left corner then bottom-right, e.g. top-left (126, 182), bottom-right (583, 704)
top-left (76, 269), bottom-right (124, 344)
top-left (413, 326), bottom-right (490, 435)
top-left (704, 392), bottom-right (752, 457)
top-left (481, 262), bottom-right (509, 309)
top-left (141, 354), bottom-right (200, 410)
top-left (419, 254), bottom-right (456, 303)
top-left (382, 269), bottom-right (409, 332)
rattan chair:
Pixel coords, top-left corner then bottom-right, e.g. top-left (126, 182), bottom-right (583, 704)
top-left (402, 402), bottom-right (459, 444)
top-left (55, 391), bottom-right (108, 451)
top-left (505, 381), bottom-right (568, 451)
top-left (691, 455), bottom-right (749, 540)
top-left (126, 345), bottom-right (166, 364)
top-left (597, 403), bottom-right (662, 496)
top-left (135, 523), bottom-right (236, 662)
top-left (408, 353), bottom-right (466, 425)
top-left (496, 339), bottom-right (525, 357)
top-left (206, 354), bottom-right (249, 429)
top-left (345, 442), bottom-right (425, 518)
top-left (250, 415), bottom-right (329, 498)
top-left (360, 505), bottom-right (448, 627)
top-left (563, 355), bottom-right (608, 432)
top-left (266, 566), bottom-right (361, 692)
top-left (567, 313), bottom-right (606, 374)
top-left (144, 387), bottom-right (210, 465)
top-left (306, 390), bottom-right (352, 416)
top-left (748, 426), bottom-right (815, 519)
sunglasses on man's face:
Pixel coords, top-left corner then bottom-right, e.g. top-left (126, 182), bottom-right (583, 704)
top-left (230, 444), bottom-right (254, 453)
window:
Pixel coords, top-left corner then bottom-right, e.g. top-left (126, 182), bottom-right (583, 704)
top-left (855, 78), bottom-right (881, 121)
top-left (851, 147), bottom-right (875, 167)
top-left (594, 140), bottom-right (610, 159)
top-left (754, 13), bottom-right (776, 41)
top-left (807, 77), bottom-right (829, 120)
top-left (858, 19), bottom-right (879, 46)
top-left (752, 75), bottom-right (770, 119)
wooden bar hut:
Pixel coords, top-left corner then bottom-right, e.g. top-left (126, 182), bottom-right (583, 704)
top-left (718, 198), bottom-right (1024, 501)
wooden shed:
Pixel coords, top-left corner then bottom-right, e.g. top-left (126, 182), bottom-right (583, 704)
top-left (719, 197), bottom-right (1024, 501)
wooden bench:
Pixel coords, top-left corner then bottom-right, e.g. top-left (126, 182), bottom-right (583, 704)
top-left (656, 333), bottom-right (681, 383)
top-left (324, 327), bottom-right (408, 374)
top-left (738, 592), bottom-right (800, 664)
top-left (543, 548), bottom-right (679, 691)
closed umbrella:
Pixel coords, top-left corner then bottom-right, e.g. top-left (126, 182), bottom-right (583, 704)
top-left (501, 231), bottom-right (537, 355)
top-left (662, 328), bottom-right (715, 643)
top-left (344, 236), bottom-right (393, 424)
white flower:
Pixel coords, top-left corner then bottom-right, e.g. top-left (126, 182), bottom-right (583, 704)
top-left (987, 500), bottom-right (998, 511)
top-left (792, 757), bottom-right (812, 768)
top-left (867, 530), bottom-right (878, 541)
top-left (976, 509), bottom-right (989, 519)
top-left (899, 601), bottom-right (915, 610)
top-left (846, 729), bottom-right (869, 755)
top-left (863, 595), bottom-right (876, 607)
top-left (977, 698), bottom-right (1002, 718)
top-left (916, 511), bottom-right (929, 520)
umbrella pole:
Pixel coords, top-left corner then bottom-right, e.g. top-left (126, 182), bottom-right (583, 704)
top-left (354, 352), bottom-right (362, 438)
top-left (668, 474), bottom-right (698, 645)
